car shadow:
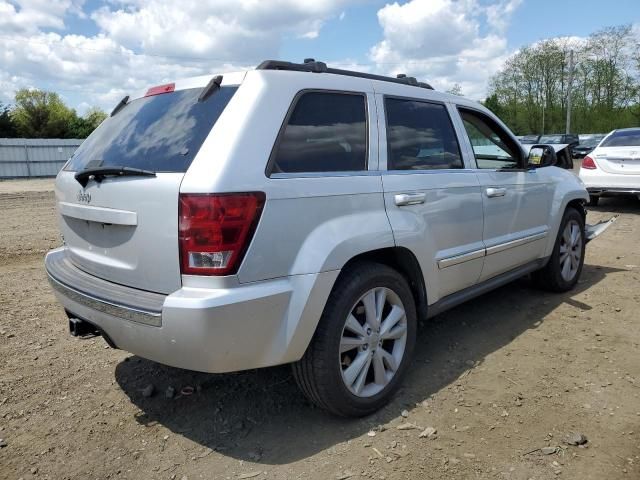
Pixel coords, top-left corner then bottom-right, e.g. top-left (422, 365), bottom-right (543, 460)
top-left (114, 263), bottom-right (623, 465)
top-left (587, 195), bottom-right (640, 215)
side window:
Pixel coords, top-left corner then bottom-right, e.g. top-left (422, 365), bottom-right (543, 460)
top-left (458, 109), bottom-right (522, 169)
top-left (270, 91), bottom-right (367, 174)
top-left (385, 98), bottom-right (463, 170)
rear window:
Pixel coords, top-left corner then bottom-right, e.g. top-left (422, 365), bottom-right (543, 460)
top-left (269, 91), bottom-right (367, 174)
top-left (385, 98), bottom-right (462, 170)
top-left (601, 130), bottom-right (640, 147)
top-left (65, 86), bottom-right (237, 173)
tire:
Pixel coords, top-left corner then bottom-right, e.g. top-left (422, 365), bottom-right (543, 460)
top-left (587, 195), bottom-right (599, 206)
top-left (292, 262), bottom-right (417, 417)
top-left (533, 207), bottom-right (585, 292)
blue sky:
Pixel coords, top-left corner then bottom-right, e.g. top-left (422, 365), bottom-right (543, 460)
top-left (1, 0), bottom-right (638, 113)
top-left (282, 0), bottom-right (640, 66)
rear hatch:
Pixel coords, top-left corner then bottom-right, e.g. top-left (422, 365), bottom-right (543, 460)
top-left (57, 80), bottom-right (239, 294)
top-left (594, 130), bottom-right (640, 175)
top-left (594, 147), bottom-right (640, 175)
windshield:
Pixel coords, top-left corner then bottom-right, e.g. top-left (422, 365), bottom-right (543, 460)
top-left (65, 86), bottom-right (238, 173)
top-left (538, 135), bottom-right (564, 144)
top-left (579, 135), bottom-right (604, 148)
top-left (601, 130), bottom-right (640, 147)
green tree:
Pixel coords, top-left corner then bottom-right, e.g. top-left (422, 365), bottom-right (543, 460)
top-left (68, 107), bottom-right (107, 138)
top-left (0, 102), bottom-right (17, 137)
top-left (483, 94), bottom-right (503, 117)
top-left (486, 24), bottom-right (639, 135)
top-left (11, 89), bottom-right (76, 138)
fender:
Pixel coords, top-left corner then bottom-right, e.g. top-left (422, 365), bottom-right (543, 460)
top-left (542, 168), bottom-right (589, 258)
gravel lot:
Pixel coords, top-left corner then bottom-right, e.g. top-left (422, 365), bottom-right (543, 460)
top-left (0, 178), bottom-right (639, 480)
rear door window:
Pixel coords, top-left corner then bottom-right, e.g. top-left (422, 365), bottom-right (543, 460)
top-left (384, 98), bottom-right (463, 170)
top-left (65, 86), bottom-right (238, 173)
top-left (270, 91), bottom-right (368, 174)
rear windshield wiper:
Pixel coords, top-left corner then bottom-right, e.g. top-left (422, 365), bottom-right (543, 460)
top-left (74, 166), bottom-right (156, 187)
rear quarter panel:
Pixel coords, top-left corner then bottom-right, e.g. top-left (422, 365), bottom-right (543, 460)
top-left (181, 70), bottom-right (395, 283)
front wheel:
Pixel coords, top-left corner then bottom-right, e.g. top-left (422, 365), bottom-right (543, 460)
top-left (533, 207), bottom-right (585, 292)
top-left (292, 262), bottom-right (417, 417)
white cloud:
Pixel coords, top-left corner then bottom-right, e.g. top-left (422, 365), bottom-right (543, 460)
top-left (0, 0), bottom-right (357, 111)
top-left (370, 0), bottom-right (522, 99)
top-left (0, 0), bottom-right (84, 33)
top-left (90, 1), bottom-right (355, 61)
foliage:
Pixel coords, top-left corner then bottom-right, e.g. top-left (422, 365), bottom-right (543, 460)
top-left (486, 24), bottom-right (640, 135)
top-left (68, 107), bottom-right (108, 138)
top-left (446, 83), bottom-right (463, 96)
top-left (2, 90), bottom-right (106, 139)
top-left (0, 102), bottom-right (17, 137)
top-left (12, 89), bottom-right (77, 138)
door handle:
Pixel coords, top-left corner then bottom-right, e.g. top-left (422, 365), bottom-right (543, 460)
top-left (394, 193), bottom-right (426, 206)
top-left (485, 187), bottom-right (507, 198)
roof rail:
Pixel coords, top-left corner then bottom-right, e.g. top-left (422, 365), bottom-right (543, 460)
top-left (256, 59), bottom-right (434, 90)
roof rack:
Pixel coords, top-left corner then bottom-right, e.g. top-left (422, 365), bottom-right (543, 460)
top-left (256, 58), bottom-right (434, 90)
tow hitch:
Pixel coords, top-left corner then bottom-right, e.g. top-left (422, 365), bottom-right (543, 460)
top-left (69, 317), bottom-right (99, 337)
top-left (66, 313), bottom-right (118, 349)
top-left (585, 215), bottom-right (619, 243)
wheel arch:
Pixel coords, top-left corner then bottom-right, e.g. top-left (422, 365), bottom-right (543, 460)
top-left (544, 192), bottom-right (588, 258)
top-left (339, 247), bottom-right (428, 322)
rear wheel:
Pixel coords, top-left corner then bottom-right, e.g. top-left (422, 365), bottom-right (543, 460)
top-left (533, 207), bottom-right (585, 292)
top-left (292, 262), bottom-right (417, 417)
top-left (587, 194), bottom-right (600, 206)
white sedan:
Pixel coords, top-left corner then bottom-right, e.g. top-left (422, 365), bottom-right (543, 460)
top-left (579, 128), bottom-right (640, 206)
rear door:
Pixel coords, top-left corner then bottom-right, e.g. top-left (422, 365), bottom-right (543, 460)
top-left (56, 82), bottom-right (239, 294)
top-left (455, 107), bottom-right (553, 282)
top-left (379, 95), bottom-right (485, 303)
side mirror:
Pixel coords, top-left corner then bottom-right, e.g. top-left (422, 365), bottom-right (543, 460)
top-left (527, 144), bottom-right (557, 168)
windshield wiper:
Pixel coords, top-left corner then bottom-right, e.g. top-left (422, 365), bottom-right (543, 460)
top-left (74, 166), bottom-right (156, 187)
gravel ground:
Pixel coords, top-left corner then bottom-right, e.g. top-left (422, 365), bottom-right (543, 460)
top-left (0, 178), bottom-right (639, 480)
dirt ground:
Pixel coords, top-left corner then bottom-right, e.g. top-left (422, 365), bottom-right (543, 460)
top-left (0, 177), bottom-right (639, 480)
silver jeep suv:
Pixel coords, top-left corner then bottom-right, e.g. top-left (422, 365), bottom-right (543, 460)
top-left (46, 59), bottom-right (600, 416)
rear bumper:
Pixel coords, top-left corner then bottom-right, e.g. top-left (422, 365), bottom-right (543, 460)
top-left (45, 248), bottom-right (337, 373)
top-left (579, 169), bottom-right (640, 196)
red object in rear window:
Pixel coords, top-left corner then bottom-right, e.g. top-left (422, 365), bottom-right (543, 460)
top-left (178, 193), bottom-right (265, 276)
top-left (582, 155), bottom-right (597, 169)
top-left (145, 83), bottom-right (175, 97)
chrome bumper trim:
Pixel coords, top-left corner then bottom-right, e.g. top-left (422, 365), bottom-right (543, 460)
top-left (47, 273), bottom-right (162, 327)
top-left (587, 187), bottom-right (640, 195)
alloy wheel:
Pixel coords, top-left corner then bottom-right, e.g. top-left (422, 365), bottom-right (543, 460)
top-left (559, 219), bottom-right (583, 282)
top-left (339, 287), bottom-right (408, 397)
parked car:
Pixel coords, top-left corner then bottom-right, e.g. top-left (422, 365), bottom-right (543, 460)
top-left (45, 60), bottom-right (611, 417)
top-left (519, 134), bottom-right (541, 144)
top-left (579, 128), bottom-right (640, 206)
top-left (538, 133), bottom-right (580, 147)
top-left (573, 134), bottom-right (606, 159)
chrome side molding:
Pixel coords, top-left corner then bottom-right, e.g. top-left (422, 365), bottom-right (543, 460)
top-left (437, 231), bottom-right (548, 269)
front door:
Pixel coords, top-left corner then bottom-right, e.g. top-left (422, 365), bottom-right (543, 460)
top-left (456, 107), bottom-right (553, 282)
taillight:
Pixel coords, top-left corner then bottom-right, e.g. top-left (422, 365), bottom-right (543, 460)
top-left (179, 193), bottom-right (265, 276)
top-left (582, 155), bottom-right (597, 169)
top-left (145, 83), bottom-right (175, 97)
